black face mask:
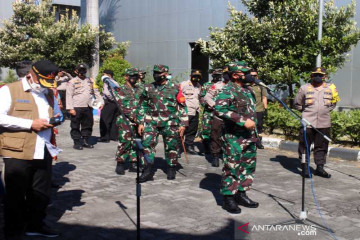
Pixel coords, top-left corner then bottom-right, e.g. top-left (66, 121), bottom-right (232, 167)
top-left (191, 76), bottom-right (201, 82)
top-left (129, 76), bottom-right (138, 86)
top-left (153, 73), bottom-right (165, 82)
top-left (212, 75), bottom-right (222, 82)
top-left (312, 76), bottom-right (323, 84)
top-left (223, 73), bottom-right (230, 83)
top-left (244, 73), bottom-right (255, 84)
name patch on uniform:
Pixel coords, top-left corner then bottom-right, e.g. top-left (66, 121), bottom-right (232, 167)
top-left (16, 99), bottom-right (30, 103)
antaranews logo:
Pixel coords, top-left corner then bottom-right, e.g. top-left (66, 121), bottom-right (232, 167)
top-left (235, 221), bottom-right (317, 239)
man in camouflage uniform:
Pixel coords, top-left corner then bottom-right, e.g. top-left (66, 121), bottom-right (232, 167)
top-left (113, 68), bottom-right (140, 175)
top-left (199, 69), bottom-right (223, 155)
top-left (137, 65), bottom-right (188, 182)
top-left (215, 62), bottom-right (259, 214)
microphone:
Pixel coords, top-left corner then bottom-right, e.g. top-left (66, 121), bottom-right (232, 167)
top-left (254, 79), bottom-right (270, 89)
top-left (101, 76), bottom-right (120, 90)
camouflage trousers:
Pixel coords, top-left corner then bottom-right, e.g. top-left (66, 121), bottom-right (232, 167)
top-left (221, 135), bottom-right (257, 195)
top-left (116, 122), bottom-right (138, 163)
top-left (142, 123), bottom-right (179, 167)
top-left (201, 110), bottom-right (213, 140)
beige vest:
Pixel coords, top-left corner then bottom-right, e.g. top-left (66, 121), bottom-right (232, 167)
top-left (0, 81), bottom-right (54, 160)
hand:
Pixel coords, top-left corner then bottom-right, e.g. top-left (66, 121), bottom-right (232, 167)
top-left (31, 119), bottom-right (53, 132)
top-left (68, 109), bottom-right (76, 116)
top-left (179, 126), bottom-right (186, 137)
top-left (244, 119), bottom-right (256, 130)
top-left (99, 104), bottom-right (104, 110)
top-left (138, 124), bottom-right (144, 136)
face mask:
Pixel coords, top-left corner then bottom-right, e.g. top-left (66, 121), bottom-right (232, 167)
top-left (212, 75), bottom-right (222, 82)
top-left (312, 76), bottom-right (323, 84)
top-left (243, 73), bottom-right (255, 84)
top-left (129, 76), bottom-right (138, 86)
top-left (27, 75), bottom-right (46, 93)
top-left (191, 76), bottom-right (201, 82)
top-left (153, 73), bottom-right (165, 82)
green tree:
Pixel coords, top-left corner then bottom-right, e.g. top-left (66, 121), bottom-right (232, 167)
top-left (197, 0), bottom-right (360, 99)
top-left (0, 0), bottom-right (117, 70)
top-left (3, 70), bottom-right (18, 83)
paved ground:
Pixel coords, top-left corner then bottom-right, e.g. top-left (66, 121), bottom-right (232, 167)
top-left (1, 120), bottom-right (360, 240)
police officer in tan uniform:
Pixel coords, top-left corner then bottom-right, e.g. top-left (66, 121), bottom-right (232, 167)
top-left (294, 67), bottom-right (338, 178)
top-left (66, 64), bottom-right (103, 150)
top-left (180, 69), bottom-right (202, 155)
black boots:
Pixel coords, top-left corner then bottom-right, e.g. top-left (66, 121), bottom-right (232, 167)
top-left (129, 162), bottom-right (138, 172)
top-left (235, 191), bottom-right (259, 208)
top-left (186, 145), bottom-right (197, 155)
top-left (82, 138), bottom-right (94, 148)
top-left (211, 154), bottom-right (220, 167)
top-left (315, 164), bottom-right (331, 178)
top-left (222, 195), bottom-right (241, 214)
top-left (167, 166), bottom-right (176, 180)
top-left (256, 137), bottom-right (264, 149)
top-left (73, 140), bottom-right (83, 150)
top-left (138, 164), bottom-right (154, 183)
top-left (115, 162), bottom-right (125, 175)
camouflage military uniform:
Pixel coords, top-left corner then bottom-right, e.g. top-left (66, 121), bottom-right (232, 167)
top-left (114, 83), bottom-right (138, 164)
top-left (199, 81), bottom-right (214, 140)
top-left (137, 65), bottom-right (188, 167)
top-left (215, 81), bottom-right (257, 195)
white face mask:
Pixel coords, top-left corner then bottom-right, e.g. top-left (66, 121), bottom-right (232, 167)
top-left (27, 75), bottom-right (46, 93)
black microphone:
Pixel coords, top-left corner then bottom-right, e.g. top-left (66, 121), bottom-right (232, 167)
top-left (101, 76), bottom-right (119, 90)
top-left (254, 79), bottom-right (270, 90)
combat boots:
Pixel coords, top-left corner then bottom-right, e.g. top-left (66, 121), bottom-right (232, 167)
top-left (303, 163), bottom-right (312, 178)
top-left (138, 164), bottom-right (154, 183)
top-left (129, 162), bottom-right (138, 172)
top-left (235, 191), bottom-right (259, 208)
top-left (115, 162), bottom-right (125, 175)
top-left (73, 140), bottom-right (83, 150)
top-left (211, 154), bottom-right (220, 167)
top-left (167, 166), bottom-right (176, 180)
top-left (82, 138), bottom-right (94, 148)
top-left (315, 164), bottom-right (331, 178)
top-left (222, 195), bottom-right (242, 214)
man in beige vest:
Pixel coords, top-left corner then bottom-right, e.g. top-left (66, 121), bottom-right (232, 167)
top-left (294, 67), bottom-right (338, 179)
top-left (0, 60), bottom-right (62, 239)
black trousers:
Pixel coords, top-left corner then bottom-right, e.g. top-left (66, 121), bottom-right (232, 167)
top-left (256, 111), bottom-right (265, 134)
top-left (184, 112), bottom-right (199, 146)
top-left (210, 117), bottom-right (224, 155)
top-left (99, 100), bottom-right (119, 141)
top-left (70, 107), bottom-right (94, 141)
top-left (298, 127), bottom-right (330, 165)
top-left (4, 149), bottom-right (52, 239)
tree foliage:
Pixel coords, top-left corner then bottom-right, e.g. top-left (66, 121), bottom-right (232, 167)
top-left (197, 0), bottom-right (360, 96)
top-left (0, 0), bottom-right (118, 70)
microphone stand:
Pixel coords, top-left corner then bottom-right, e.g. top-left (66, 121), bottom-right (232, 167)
top-left (105, 79), bottom-right (150, 240)
top-left (257, 83), bottom-right (333, 232)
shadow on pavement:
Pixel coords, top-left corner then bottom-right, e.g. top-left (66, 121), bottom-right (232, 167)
top-left (25, 219), bottom-right (236, 240)
top-left (269, 155), bottom-right (315, 176)
top-left (199, 173), bottom-right (222, 206)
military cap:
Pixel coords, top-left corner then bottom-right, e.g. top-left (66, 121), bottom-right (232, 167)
top-left (227, 62), bottom-right (250, 73)
top-left (125, 68), bottom-right (139, 76)
top-left (153, 64), bottom-right (169, 73)
top-left (191, 69), bottom-right (202, 76)
top-left (210, 68), bottom-right (223, 75)
top-left (15, 60), bottom-right (33, 78)
top-left (235, 61), bottom-right (249, 67)
top-left (311, 67), bottom-right (327, 75)
top-left (32, 60), bottom-right (59, 88)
